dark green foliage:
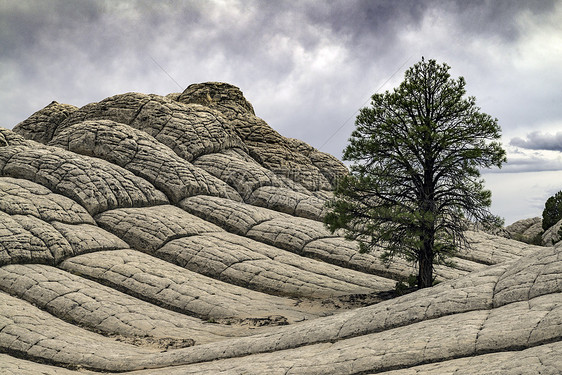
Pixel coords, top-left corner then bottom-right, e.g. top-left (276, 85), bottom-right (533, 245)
top-left (394, 274), bottom-right (418, 296)
top-left (511, 232), bottom-right (544, 246)
top-left (542, 191), bottom-right (562, 231)
top-left (325, 58), bottom-right (506, 289)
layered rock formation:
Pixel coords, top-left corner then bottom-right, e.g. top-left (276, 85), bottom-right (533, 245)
top-left (1, 83), bottom-right (561, 374)
top-left (504, 216), bottom-right (562, 247)
top-left (543, 219), bottom-right (562, 247)
top-left (504, 216), bottom-right (543, 243)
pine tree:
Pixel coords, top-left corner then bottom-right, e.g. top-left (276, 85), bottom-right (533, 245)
top-left (325, 58), bottom-right (506, 289)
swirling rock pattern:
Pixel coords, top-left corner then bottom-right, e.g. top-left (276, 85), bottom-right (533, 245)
top-left (177, 82), bottom-right (347, 191)
top-left (1, 82), bottom-right (560, 373)
top-left (49, 120), bottom-right (241, 203)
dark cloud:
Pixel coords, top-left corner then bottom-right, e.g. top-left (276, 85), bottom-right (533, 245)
top-left (296, 0), bottom-right (428, 44)
top-left (1, 0), bottom-right (561, 223)
top-left (499, 156), bottom-right (562, 173)
top-left (1, 0), bottom-right (561, 155)
top-left (2, 0), bottom-right (550, 85)
top-left (511, 132), bottom-right (562, 152)
top-left (0, 1), bottom-right (102, 59)
top-left (444, 0), bottom-right (557, 40)
top-left (1, 0), bottom-right (557, 65)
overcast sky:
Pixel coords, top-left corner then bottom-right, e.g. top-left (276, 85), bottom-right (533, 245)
top-left (2, 0), bottom-right (562, 224)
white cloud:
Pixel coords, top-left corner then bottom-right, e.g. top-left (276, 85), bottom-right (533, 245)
top-left (483, 170), bottom-right (562, 224)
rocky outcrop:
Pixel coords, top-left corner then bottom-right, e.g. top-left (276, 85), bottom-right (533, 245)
top-left (1, 83), bottom-right (560, 374)
top-left (0, 127), bottom-right (27, 147)
top-left (543, 218), bottom-right (562, 247)
top-left (505, 216), bottom-right (544, 244)
top-left (12, 101), bottom-right (77, 144)
top-left (506, 216), bottom-right (562, 247)
top-left (177, 82), bottom-right (348, 191)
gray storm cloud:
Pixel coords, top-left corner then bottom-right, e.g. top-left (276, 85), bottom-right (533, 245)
top-left (0, 0), bottom-right (560, 161)
top-left (0, 0), bottom-right (559, 162)
top-left (511, 132), bottom-right (562, 152)
top-left (1, 0), bottom-right (562, 224)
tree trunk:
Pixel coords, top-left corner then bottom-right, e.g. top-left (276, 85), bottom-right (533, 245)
top-left (418, 238), bottom-right (434, 289)
top-left (419, 156), bottom-right (436, 289)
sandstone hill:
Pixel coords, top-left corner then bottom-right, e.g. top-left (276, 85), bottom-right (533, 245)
top-left (1, 83), bottom-right (561, 374)
top-left (500, 216), bottom-right (562, 246)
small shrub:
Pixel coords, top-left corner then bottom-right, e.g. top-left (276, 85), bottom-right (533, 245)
top-left (529, 232), bottom-right (545, 246)
top-left (512, 232), bottom-right (544, 246)
top-left (395, 274), bottom-right (418, 296)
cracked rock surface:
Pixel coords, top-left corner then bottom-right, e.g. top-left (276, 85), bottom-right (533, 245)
top-left (49, 120), bottom-right (241, 203)
top-left (1, 82), bottom-right (560, 373)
